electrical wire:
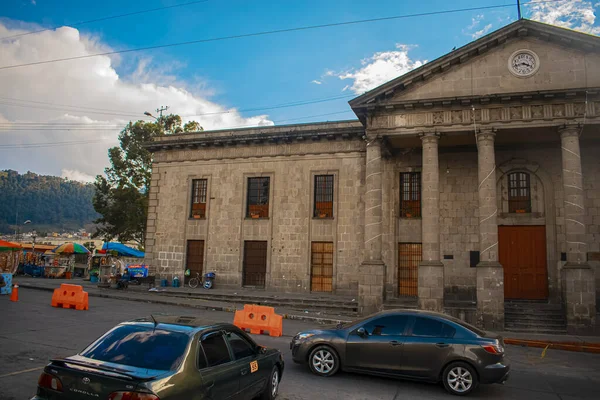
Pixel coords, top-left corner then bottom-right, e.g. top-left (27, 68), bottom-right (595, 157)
top-left (0, 93), bottom-right (357, 121)
top-left (0, 0), bottom-right (210, 40)
top-left (0, 0), bottom-right (563, 71)
top-left (0, 109), bottom-right (357, 148)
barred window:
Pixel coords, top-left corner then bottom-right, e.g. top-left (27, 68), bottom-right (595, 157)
top-left (508, 172), bottom-right (531, 213)
top-left (247, 177), bottom-right (270, 218)
top-left (314, 175), bottom-right (334, 218)
top-left (190, 179), bottom-right (207, 219)
top-left (400, 172), bottom-right (421, 218)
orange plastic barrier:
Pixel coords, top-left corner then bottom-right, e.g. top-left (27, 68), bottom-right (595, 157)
top-left (233, 304), bottom-right (282, 337)
top-left (51, 284), bottom-right (89, 311)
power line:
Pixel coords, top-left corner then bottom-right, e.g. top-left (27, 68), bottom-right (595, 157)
top-left (0, 93), bottom-right (357, 121)
top-left (0, 96), bottom-right (137, 114)
top-left (0, 0), bottom-right (561, 71)
top-left (0, 0), bottom-right (210, 40)
top-left (0, 110), bottom-right (357, 148)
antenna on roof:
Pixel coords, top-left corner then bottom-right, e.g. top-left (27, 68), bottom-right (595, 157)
top-left (517, 0), bottom-right (522, 20)
top-left (150, 314), bottom-right (158, 331)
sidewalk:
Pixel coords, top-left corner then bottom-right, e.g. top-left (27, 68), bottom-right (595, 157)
top-left (15, 276), bottom-right (353, 325)
top-left (14, 276), bottom-right (600, 351)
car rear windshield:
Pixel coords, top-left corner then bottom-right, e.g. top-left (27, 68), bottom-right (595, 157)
top-left (80, 325), bottom-right (190, 371)
top-left (443, 315), bottom-right (487, 337)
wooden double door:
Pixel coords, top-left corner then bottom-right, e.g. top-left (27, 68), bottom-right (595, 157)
top-left (185, 240), bottom-right (204, 284)
top-left (499, 226), bottom-right (548, 300)
top-left (243, 241), bottom-right (267, 288)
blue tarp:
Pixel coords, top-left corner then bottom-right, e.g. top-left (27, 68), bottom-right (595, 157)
top-left (101, 242), bottom-right (145, 258)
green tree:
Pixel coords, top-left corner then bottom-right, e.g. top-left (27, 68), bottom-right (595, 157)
top-left (92, 114), bottom-right (201, 245)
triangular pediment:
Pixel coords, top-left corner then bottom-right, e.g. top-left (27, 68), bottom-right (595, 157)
top-left (350, 19), bottom-right (600, 115)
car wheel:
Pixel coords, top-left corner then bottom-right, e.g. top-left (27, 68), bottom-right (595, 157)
top-left (259, 365), bottom-right (280, 400)
top-left (442, 362), bottom-right (478, 396)
top-left (308, 346), bottom-right (339, 377)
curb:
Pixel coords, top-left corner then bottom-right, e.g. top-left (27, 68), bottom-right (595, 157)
top-left (18, 283), bottom-right (351, 325)
top-left (504, 338), bottom-right (600, 354)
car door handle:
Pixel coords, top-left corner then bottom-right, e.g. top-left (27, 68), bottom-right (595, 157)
top-left (436, 343), bottom-right (450, 348)
top-left (241, 368), bottom-right (249, 376)
top-left (389, 340), bottom-right (402, 346)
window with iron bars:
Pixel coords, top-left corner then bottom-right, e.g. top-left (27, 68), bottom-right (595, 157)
top-left (399, 172), bottom-right (421, 218)
top-left (314, 175), bottom-right (334, 218)
top-left (247, 177), bottom-right (270, 218)
top-left (508, 172), bottom-right (531, 213)
top-left (190, 179), bottom-right (207, 219)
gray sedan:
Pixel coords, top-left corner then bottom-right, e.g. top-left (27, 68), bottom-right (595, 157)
top-left (290, 310), bottom-right (509, 396)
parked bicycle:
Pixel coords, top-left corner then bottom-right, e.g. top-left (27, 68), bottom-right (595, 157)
top-left (188, 271), bottom-right (216, 289)
top-left (188, 272), bottom-right (202, 289)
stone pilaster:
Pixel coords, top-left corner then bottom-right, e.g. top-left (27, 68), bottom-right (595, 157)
top-left (144, 166), bottom-right (161, 276)
top-left (359, 137), bottom-right (386, 315)
top-left (475, 129), bottom-right (504, 330)
top-left (559, 125), bottom-right (596, 333)
top-left (418, 132), bottom-right (444, 311)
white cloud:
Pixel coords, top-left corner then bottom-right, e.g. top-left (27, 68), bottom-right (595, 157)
top-left (311, 80), bottom-right (322, 85)
top-left (526, 0), bottom-right (600, 35)
top-left (0, 21), bottom-right (273, 179)
top-left (61, 169), bottom-right (95, 183)
top-left (331, 44), bottom-right (426, 94)
top-left (467, 14), bottom-right (485, 30)
top-left (472, 23), bottom-right (493, 39)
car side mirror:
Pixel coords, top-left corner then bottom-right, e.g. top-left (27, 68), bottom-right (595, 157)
top-left (257, 346), bottom-right (267, 354)
top-left (357, 327), bottom-right (367, 338)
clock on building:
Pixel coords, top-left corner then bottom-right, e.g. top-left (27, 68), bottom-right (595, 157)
top-left (508, 49), bottom-right (540, 78)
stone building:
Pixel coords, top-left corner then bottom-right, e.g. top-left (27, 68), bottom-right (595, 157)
top-left (145, 20), bottom-right (600, 333)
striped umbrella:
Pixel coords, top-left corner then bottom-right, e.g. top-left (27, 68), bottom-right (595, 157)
top-left (52, 242), bottom-right (90, 254)
top-left (0, 240), bottom-right (21, 252)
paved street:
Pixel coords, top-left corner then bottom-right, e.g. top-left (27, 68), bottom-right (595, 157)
top-left (2, 289), bottom-right (600, 400)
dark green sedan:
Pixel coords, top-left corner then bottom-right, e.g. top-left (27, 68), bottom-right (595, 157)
top-left (32, 316), bottom-right (284, 400)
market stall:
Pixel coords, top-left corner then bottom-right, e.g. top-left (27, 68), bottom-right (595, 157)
top-left (48, 242), bottom-right (90, 279)
top-left (0, 240), bottom-right (21, 295)
top-left (95, 242), bottom-right (145, 288)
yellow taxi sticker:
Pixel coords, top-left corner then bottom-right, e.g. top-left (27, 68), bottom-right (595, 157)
top-left (250, 361), bottom-right (259, 373)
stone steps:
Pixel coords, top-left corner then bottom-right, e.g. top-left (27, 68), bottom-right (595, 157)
top-left (157, 291), bottom-right (360, 316)
top-left (383, 297), bottom-right (418, 310)
top-left (504, 301), bottom-right (567, 334)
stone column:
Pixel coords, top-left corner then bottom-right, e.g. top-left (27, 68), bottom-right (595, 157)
top-left (418, 132), bottom-right (444, 311)
top-left (559, 125), bottom-right (596, 334)
top-left (358, 137), bottom-right (386, 315)
top-left (475, 129), bottom-right (504, 330)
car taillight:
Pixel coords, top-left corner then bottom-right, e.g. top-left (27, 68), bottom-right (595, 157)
top-left (482, 344), bottom-right (504, 354)
top-left (108, 392), bottom-right (160, 400)
top-left (38, 372), bottom-right (63, 392)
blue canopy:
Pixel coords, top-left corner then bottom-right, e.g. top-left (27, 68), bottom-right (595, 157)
top-left (101, 242), bottom-right (145, 258)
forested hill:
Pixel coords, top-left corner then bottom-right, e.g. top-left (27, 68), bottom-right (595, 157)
top-left (0, 170), bottom-right (99, 234)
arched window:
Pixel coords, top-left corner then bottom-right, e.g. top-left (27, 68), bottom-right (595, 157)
top-left (508, 172), bottom-right (531, 213)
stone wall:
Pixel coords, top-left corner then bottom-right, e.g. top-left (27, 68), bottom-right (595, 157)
top-left (380, 143), bottom-right (599, 310)
top-left (146, 138), bottom-right (365, 294)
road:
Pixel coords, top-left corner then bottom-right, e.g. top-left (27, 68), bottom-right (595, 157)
top-left (1, 289), bottom-right (600, 399)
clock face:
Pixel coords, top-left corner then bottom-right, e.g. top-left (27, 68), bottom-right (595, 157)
top-left (509, 50), bottom-right (539, 77)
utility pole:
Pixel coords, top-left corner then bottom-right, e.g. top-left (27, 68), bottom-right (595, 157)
top-left (156, 106), bottom-right (169, 118)
top-left (517, 0), bottom-right (522, 20)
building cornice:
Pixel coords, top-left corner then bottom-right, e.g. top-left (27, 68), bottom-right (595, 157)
top-left (145, 120), bottom-right (365, 152)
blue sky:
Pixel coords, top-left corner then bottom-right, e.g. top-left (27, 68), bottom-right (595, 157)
top-left (1, 0), bottom-right (599, 179)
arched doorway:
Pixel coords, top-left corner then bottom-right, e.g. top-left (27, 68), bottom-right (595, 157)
top-left (496, 161), bottom-right (555, 301)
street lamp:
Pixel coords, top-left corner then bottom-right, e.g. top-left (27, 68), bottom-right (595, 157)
top-left (32, 230), bottom-right (37, 255)
top-left (144, 111), bottom-right (156, 119)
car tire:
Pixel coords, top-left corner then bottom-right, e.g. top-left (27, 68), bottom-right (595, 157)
top-left (442, 362), bottom-right (478, 396)
top-left (259, 365), bottom-right (280, 400)
top-left (308, 346), bottom-right (340, 377)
